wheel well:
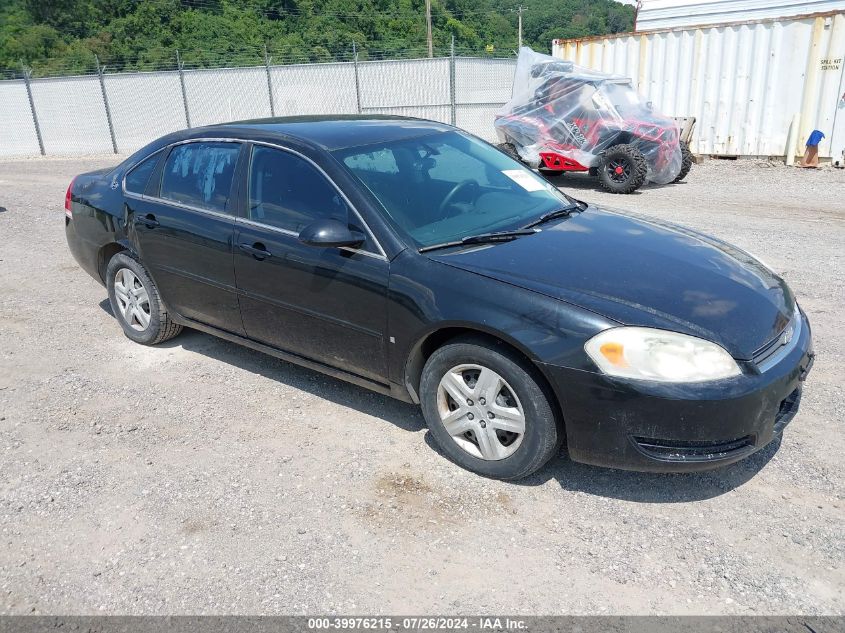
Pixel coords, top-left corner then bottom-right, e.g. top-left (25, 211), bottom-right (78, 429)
top-left (404, 327), bottom-right (565, 428)
top-left (97, 242), bottom-right (126, 283)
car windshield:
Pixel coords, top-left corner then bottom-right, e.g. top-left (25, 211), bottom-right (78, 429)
top-left (333, 130), bottom-right (570, 248)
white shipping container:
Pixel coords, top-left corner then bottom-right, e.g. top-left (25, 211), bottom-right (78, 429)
top-left (636, 0), bottom-right (845, 31)
top-left (552, 11), bottom-right (845, 162)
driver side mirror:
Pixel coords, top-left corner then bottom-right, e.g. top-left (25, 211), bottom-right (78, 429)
top-left (298, 218), bottom-right (365, 249)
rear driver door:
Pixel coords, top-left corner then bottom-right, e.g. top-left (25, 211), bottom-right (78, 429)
top-left (128, 140), bottom-right (245, 335)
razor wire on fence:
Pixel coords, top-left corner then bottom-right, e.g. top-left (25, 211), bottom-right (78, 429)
top-left (0, 41), bottom-right (517, 158)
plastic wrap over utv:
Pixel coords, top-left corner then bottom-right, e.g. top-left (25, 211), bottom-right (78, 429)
top-left (495, 48), bottom-right (693, 193)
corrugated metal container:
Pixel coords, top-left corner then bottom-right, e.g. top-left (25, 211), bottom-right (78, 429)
top-left (636, 0), bottom-right (845, 31)
top-left (553, 12), bottom-right (845, 162)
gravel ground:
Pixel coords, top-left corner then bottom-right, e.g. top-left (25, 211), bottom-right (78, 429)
top-left (0, 156), bottom-right (843, 615)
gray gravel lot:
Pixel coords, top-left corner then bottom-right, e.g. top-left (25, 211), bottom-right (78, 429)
top-left (0, 156), bottom-right (843, 615)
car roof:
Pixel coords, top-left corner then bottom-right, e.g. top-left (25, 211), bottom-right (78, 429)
top-left (195, 115), bottom-right (456, 151)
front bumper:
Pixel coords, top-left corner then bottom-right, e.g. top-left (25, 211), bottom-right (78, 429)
top-left (543, 311), bottom-right (814, 472)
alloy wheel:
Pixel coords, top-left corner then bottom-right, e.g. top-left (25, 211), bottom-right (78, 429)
top-left (436, 364), bottom-right (526, 460)
top-left (114, 268), bottom-right (151, 331)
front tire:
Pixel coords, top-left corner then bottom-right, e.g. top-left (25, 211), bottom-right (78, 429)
top-left (597, 143), bottom-right (648, 194)
top-left (419, 338), bottom-right (562, 480)
top-left (106, 252), bottom-right (182, 345)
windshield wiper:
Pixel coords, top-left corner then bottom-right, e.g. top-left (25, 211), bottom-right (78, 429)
top-left (521, 203), bottom-right (585, 229)
top-left (419, 229), bottom-right (538, 253)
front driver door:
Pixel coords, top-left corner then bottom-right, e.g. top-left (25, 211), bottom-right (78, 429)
top-left (233, 144), bottom-right (389, 382)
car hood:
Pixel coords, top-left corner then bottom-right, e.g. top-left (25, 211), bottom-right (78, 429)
top-left (428, 207), bottom-right (794, 359)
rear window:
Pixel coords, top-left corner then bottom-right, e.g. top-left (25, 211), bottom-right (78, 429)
top-left (160, 142), bottom-right (240, 213)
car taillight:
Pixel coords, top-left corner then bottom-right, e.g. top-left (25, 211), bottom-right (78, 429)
top-left (65, 177), bottom-right (76, 219)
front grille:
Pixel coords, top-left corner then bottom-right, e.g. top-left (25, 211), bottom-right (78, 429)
top-left (753, 332), bottom-right (787, 366)
top-left (752, 307), bottom-right (801, 372)
top-left (632, 435), bottom-right (754, 463)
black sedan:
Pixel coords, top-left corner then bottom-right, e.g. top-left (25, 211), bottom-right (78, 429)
top-left (64, 115), bottom-right (814, 479)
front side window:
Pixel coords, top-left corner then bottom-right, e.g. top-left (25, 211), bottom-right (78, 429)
top-left (248, 146), bottom-right (349, 233)
top-left (124, 151), bottom-right (161, 195)
top-left (334, 130), bottom-right (569, 248)
top-left (160, 142), bottom-right (240, 213)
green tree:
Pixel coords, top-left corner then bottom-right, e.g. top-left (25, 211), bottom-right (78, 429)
top-left (0, 0), bottom-right (634, 76)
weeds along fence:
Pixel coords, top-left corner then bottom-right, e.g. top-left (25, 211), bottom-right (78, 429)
top-left (0, 46), bottom-right (517, 158)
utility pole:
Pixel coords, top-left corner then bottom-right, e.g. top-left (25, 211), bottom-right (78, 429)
top-left (517, 5), bottom-right (524, 50)
top-left (425, 0), bottom-right (433, 58)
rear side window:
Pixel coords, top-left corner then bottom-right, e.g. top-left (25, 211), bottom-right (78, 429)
top-left (160, 142), bottom-right (240, 213)
top-left (124, 152), bottom-right (161, 195)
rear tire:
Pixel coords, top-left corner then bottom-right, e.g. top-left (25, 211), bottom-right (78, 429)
top-left (597, 144), bottom-right (648, 194)
top-left (106, 252), bottom-right (182, 345)
top-left (673, 140), bottom-right (693, 183)
top-left (419, 337), bottom-right (562, 480)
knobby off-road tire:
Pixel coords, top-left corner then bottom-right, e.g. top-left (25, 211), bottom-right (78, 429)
top-left (106, 251), bottom-right (182, 345)
top-left (597, 143), bottom-right (648, 194)
top-left (419, 337), bottom-right (562, 480)
top-left (673, 140), bottom-right (694, 183)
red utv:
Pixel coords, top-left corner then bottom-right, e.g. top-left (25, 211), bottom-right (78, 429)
top-left (495, 49), bottom-right (692, 194)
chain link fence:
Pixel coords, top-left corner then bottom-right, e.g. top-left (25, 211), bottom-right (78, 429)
top-left (0, 46), bottom-right (516, 158)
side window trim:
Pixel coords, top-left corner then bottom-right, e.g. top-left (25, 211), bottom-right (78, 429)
top-left (246, 141), bottom-right (387, 260)
top-left (234, 215), bottom-right (384, 261)
top-left (123, 139), bottom-right (244, 222)
top-left (123, 140), bottom-right (243, 223)
top-left (121, 137), bottom-right (386, 259)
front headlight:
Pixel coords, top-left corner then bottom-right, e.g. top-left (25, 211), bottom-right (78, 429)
top-left (584, 327), bottom-right (741, 383)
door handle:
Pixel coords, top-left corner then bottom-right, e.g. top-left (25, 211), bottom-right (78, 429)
top-left (134, 213), bottom-right (159, 228)
top-left (239, 242), bottom-right (272, 260)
